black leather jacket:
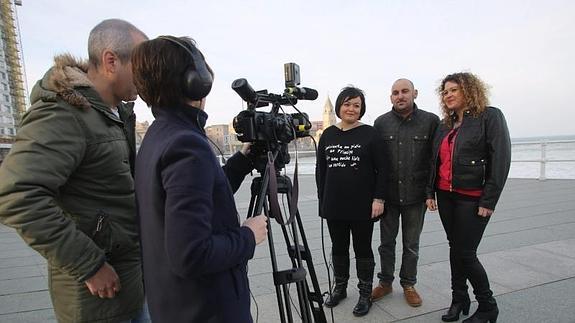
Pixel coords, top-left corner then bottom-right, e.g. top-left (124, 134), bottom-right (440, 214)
top-left (426, 107), bottom-right (511, 210)
top-left (374, 105), bottom-right (439, 205)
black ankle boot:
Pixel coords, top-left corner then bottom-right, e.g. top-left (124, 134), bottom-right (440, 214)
top-left (325, 283), bottom-right (347, 308)
top-left (352, 258), bottom-right (375, 317)
top-left (442, 299), bottom-right (471, 322)
top-left (352, 293), bottom-right (371, 317)
top-left (462, 307), bottom-right (499, 323)
top-left (325, 255), bottom-right (349, 308)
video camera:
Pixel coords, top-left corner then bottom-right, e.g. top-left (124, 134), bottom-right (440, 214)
top-left (232, 63), bottom-right (317, 172)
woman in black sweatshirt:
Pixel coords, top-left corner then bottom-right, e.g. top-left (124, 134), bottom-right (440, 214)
top-left (316, 86), bottom-right (385, 316)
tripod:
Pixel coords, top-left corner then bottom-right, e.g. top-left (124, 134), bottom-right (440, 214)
top-left (246, 170), bottom-right (327, 323)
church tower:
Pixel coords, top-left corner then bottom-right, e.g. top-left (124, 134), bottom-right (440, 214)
top-left (322, 96), bottom-right (336, 129)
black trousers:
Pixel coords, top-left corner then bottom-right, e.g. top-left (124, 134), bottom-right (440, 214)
top-left (436, 190), bottom-right (494, 304)
top-left (327, 220), bottom-right (374, 259)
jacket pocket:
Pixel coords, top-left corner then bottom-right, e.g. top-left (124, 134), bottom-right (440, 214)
top-left (412, 133), bottom-right (430, 163)
top-left (92, 210), bottom-right (113, 260)
top-left (456, 157), bottom-right (486, 188)
top-left (458, 157), bottom-right (486, 166)
top-left (381, 133), bottom-right (396, 160)
top-left (91, 210), bottom-right (138, 263)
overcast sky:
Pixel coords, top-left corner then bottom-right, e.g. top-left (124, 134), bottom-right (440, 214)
top-left (14, 0), bottom-right (575, 138)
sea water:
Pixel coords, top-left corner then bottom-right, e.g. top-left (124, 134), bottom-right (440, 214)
top-left (283, 136), bottom-right (575, 179)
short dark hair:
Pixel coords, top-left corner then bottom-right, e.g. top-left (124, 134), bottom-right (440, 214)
top-left (132, 36), bottom-right (213, 108)
top-left (334, 86), bottom-right (366, 119)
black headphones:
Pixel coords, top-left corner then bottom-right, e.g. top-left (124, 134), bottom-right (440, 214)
top-left (157, 36), bottom-right (213, 100)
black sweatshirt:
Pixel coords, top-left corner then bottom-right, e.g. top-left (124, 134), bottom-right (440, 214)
top-left (315, 124), bottom-right (385, 221)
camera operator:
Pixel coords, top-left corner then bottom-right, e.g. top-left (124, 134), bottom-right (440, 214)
top-left (132, 35), bottom-right (267, 323)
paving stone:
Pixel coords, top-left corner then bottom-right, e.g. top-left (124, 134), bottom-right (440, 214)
top-left (1, 178), bottom-right (575, 322)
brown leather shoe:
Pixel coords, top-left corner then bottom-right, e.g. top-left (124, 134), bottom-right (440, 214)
top-left (371, 282), bottom-right (392, 302)
top-left (403, 286), bottom-right (422, 307)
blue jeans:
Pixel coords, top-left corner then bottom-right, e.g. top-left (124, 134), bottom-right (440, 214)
top-left (119, 300), bottom-right (151, 323)
top-left (376, 203), bottom-right (426, 287)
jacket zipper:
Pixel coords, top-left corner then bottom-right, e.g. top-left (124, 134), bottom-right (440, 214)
top-left (449, 124), bottom-right (461, 192)
top-left (449, 130), bottom-right (461, 192)
top-left (449, 134), bottom-right (454, 192)
top-left (92, 211), bottom-right (107, 237)
top-left (96, 216), bottom-right (104, 232)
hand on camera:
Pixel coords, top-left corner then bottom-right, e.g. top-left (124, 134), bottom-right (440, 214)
top-left (242, 214), bottom-right (268, 245)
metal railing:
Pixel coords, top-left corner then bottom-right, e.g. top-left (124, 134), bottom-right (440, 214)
top-left (511, 139), bottom-right (575, 181)
top-left (285, 139), bottom-right (575, 181)
top-left (3, 140), bottom-right (575, 181)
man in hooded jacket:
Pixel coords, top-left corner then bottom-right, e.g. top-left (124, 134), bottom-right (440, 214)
top-left (0, 19), bottom-right (148, 322)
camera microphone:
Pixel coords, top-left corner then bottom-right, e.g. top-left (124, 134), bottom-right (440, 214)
top-left (285, 87), bottom-right (318, 100)
top-left (232, 78), bottom-right (258, 104)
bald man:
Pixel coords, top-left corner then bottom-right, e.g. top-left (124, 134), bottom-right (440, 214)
top-left (372, 79), bottom-right (439, 307)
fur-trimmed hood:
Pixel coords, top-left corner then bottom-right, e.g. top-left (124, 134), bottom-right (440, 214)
top-left (31, 54), bottom-right (94, 109)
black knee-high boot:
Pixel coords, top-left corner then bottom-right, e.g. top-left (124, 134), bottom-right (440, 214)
top-left (353, 258), bottom-right (374, 317)
top-left (325, 255), bottom-right (349, 308)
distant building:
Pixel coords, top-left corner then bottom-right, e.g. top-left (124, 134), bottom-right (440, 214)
top-left (226, 123), bottom-right (243, 154)
top-left (313, 96), bottom-right (336, 142)
top-left (205, 124), bottom-right (230, 155)
top-left (0, 0), bottom-right (26, 140)
top-left (0, 138), bottom-right (13, 164)
top-left (135, 121), bottom-right (149, 149)
top-left (310, 120), bottom-right (323, 133)
top-left (322, 96), bottom-right (336, 129)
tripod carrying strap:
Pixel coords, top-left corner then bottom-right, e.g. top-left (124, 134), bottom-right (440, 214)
top-left (266, 151), bottom-right (299, 226)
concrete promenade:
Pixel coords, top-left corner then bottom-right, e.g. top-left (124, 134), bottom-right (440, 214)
top-left (2, 177), bottom-right (575, 322)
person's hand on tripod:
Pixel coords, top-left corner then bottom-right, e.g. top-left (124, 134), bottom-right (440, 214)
top-left (243, 214), bottom-right (268, 244)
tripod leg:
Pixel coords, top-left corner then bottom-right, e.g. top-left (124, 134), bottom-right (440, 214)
top-left (264, 202), bottom-right (290, 323)
top-left (282, 176), bottom-right (327, 323)
top-left (255, 173), bottom-right (327, 323)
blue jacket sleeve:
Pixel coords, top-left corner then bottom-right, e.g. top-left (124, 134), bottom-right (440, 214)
top-left (222, 152), bottom-right (254, 193)
top-left (160, 134), bottom-right (256, 278)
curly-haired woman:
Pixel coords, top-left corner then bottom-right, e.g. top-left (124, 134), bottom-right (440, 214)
top-left (426, 72), bottom-right (511, 323)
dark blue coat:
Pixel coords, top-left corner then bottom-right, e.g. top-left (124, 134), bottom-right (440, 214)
top-left (135, 105), bottom-right (255, 323)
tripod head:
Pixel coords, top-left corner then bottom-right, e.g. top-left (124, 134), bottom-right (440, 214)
top-left (248, 140), bottom-right (290, 175)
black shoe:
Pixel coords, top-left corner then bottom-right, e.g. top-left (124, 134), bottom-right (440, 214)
top-left (462, 307), bottom-right (499, 323)
top-left (352, 294), bottom-right (372, 317)
top-left (324, 287), bottom-right (346, 308)
top-left (442, 299), bottom-right (471, 322)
